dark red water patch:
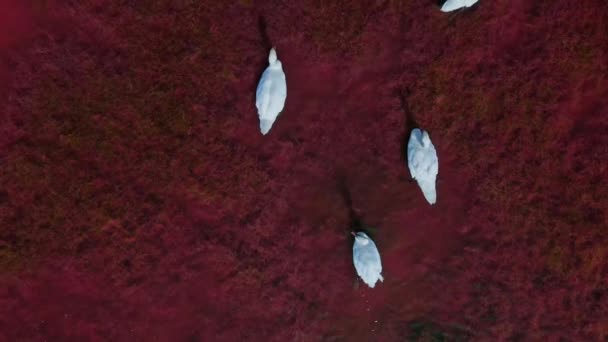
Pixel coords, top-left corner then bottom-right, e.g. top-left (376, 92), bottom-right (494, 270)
top-left (0, 0), bottom-right (34, 119)
top-left (0, 0), bottom-right (34, 50)
top-left (0, 0), bottom-right (607, 340)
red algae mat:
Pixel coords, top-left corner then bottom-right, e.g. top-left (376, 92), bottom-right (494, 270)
top-left (1, 0), bottom-right (607, 340)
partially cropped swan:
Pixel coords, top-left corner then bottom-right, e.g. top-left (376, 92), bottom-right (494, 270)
top-left (352, 232), bottom-right (384, 288)
top-left (440, 0), bottom-right (478, 12)
top-left (255, 47), bottom-right (287, 135)
top-left (407, 128), bottom-right (439, 205)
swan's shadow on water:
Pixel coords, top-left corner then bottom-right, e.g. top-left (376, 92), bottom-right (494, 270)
top-left (396, 87), bottom-right (419, 181)
top-left (336, 173), bottom-right (378, 238)
top-left (258, 15), bottom-right (272, 51)
top-left (250, 16), bottom-right (273, 108)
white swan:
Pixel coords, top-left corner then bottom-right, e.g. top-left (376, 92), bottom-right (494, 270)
top-left (352, 232), bottom-right (384, 288)
top-left (407, 128), bottom-right (439, 205)
top-left (440, 0), bottom-right (478, 12)
top-left (255, 47), bottom-right (287, 135)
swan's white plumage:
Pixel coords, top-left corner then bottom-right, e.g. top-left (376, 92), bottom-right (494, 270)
top-left (255, 47), bottom-right (287, 135)
top-left (407, 128), bottom-right (439, 205)
top-left (353, 232), bottom-right (383, 288)
top-left (440, 0), bottom-right (478, 12)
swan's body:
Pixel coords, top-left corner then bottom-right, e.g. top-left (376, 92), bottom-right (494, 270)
top-left (352, 232), bottom-right (383, 288)
top-left (407, 128), bottom-right (439, 205)
top-left (440, 0), bottom-right (478, 12)
top-left (255, 48), bottom-right (287, 135)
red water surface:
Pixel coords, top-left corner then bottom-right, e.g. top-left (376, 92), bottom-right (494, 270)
top-left (0, 0), bottom-right (607, 340)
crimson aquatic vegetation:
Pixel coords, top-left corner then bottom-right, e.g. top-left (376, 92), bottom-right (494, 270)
top-left (302, 0), bottom-right (376, 55)
top-left (0, 0), bottom-right (607, 340)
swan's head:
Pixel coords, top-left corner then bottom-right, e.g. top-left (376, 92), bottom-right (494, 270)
top-left (421, 130), bottom-right (431, 146)
top-left (268, 47), bottom-right (278, 65)
top-left (352, 231), bottom-right (371, 245)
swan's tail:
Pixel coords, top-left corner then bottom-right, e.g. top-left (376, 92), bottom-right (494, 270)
top-left (260, 118), bottom-right (274, 135)
top-left (418, 179), bottom-right (437, 205)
